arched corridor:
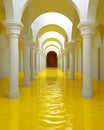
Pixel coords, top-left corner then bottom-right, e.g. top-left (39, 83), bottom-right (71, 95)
top-left (47, 51), bottom-right (57, 67)
top-left (0, 0), bottom-right (104, 129)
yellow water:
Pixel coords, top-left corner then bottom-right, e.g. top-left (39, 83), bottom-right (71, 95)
top-left (0, 68), bottom-right (104, 130)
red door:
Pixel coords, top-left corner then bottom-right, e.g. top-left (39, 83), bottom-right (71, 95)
top-left (47, 51), bottom-right (57, 67)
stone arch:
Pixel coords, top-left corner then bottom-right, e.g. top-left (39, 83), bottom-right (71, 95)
top-left (31, 12), bottom-right (73, 42)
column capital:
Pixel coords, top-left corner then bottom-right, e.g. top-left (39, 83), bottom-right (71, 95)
top-left (3, 20), bottom-right (23, 36)
top-left (78, 21), bottom-right (98, 36)
top-left (69, 41), bottom-right (77, 48)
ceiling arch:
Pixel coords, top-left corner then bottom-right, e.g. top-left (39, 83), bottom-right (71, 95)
top-left (43, 41), bottom-right (61, 53)
top-left (42, 38), bottom-right (63, 49)
top-left (4, 0), bottom-right (29, 21)
top-left (39, 31), bottom-right (65, 48)
top-left (31, 12), bottom-right (73, 42)
top-left (45, 46), bottom-right (60, 56)
top-left (36, 25), bottom-right (68, 42)
top-left (72, 0), bottom-right (98, 22)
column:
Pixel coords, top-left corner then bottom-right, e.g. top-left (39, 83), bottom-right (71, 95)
top-left (34, 48), bottom-right (36, 76)
top-left (63, 49), bottom-right (67, 75)
top-left (42, 54), bottom-right (46, 70)
top-left (22, 35), bottom-right (31, 87)
top-left (36, 48), bottom-right (40, 75)
top-left (69, 43), bottom-right (76, 80)
top-left (78, 21), bottom-right (97, 98)
top-left (57, 55), bottom-right (60, 69)
top-left (30, 47), bottom-right (35, 80)
top-left (43, 54), bottom-right (45, 70)
top-left (39, 52), bottom-right (42, 72)
top-left (60, 54), bottom-right (63, 71)
top-left (19, 39), bottom-right (23, 72)
top-left (3, 21), bottom-right (23, 98)
top-left (62, 53), bottom-right (64, 73)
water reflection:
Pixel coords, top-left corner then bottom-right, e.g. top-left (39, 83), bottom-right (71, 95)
top-left (36, 72), bottom-right (69, 129)
top-left (0, 69), bottom-right (104, 130)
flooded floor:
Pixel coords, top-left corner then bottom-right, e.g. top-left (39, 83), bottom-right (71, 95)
top-left (0, 68), bottom-right (104, 130)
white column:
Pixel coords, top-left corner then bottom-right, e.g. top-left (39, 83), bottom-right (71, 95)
top-left (22, 35), bottom-right (31, 87)
top-left (36, 51), bottom-right (38, 75)
top-left (44, 55), bottom-right (46, 69)
top-left (42, 54), bottom-right (46, 70)
top-left (63, 49), bottom-right (67, 75)
top-left (43, 55), bottom-right (45, 70)
top-left (62, 54), bottom-right (64, 73)
top-left (58, 54), bottom-right (62, 71)
top-left (34, 48), bottom-right (36, 76)
top-left (3, 21), bottom-right (23, 98)
top-left (39, 52), bottom-right (42, 72)
top-left (59, 56), bottom-right (61, 69)
top-left (36, 48), bottom-right (40, 75)
top-left (78, 21), bottom-right (97, 98)
top-left (57, 55), bottom-right (60, 69)
top-left (69, 43), bottom-right (76, 80)
top-left (60, 54), bottom-right (63, 71)
top-left (19, 40), bottom-right (23, 72)
top-left (30, 48), bottom-right (35, 80)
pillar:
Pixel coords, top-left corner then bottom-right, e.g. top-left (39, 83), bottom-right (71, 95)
top-left (34, 48), bottom-right (36, 76)
top-left (30, 47), bottom-right (35, 80)
top-left (19, 39), bottom-right (23, 72)
top-left (43, 54), bottom-right (46, 70)
top-left (61, 52), bottom-right (64, 73)
top-left (39, 52), bottom-right (43, 72)
top-left (57, 55), bottom-right (60, 69)
top-left (69, 43), bottom-right (76, 80)
top-left (22, 35), bottom-right (31, 87)
top-left (44, 54), bottom-right (46, 69)
top-left (60, 54), bottom-right (63, 71)
top-left (78, 21), bottom-right (97, 98)
top-left (63, 49), bottom-right (67, 75)
top-left (36, 48), bottom-right (40, 75)
top-left (3, 21), bottom-right (23, 98)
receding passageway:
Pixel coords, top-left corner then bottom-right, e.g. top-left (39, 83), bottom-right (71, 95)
top-left (47, 51), bottom-right (57, 67)
top-left (0, 68), bottom-right (104, 130)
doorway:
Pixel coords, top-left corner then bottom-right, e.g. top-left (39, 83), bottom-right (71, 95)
top-left (47, 51), bottom-right (57, 67)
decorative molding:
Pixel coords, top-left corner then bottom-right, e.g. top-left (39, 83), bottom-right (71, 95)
top-left (78, 21), bottom-right (98, 36)
top-left (2, 20), bottom-right (23, 36)
top-left (69, 41), bottom-right (77, 49)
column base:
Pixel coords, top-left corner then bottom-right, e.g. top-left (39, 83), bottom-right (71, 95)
top-left (8, 90), bottom-right (19, 98)
top-left (24, 81), bottom-right (30, 87)
top-left (82, 90), bottom-right (93, 98)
